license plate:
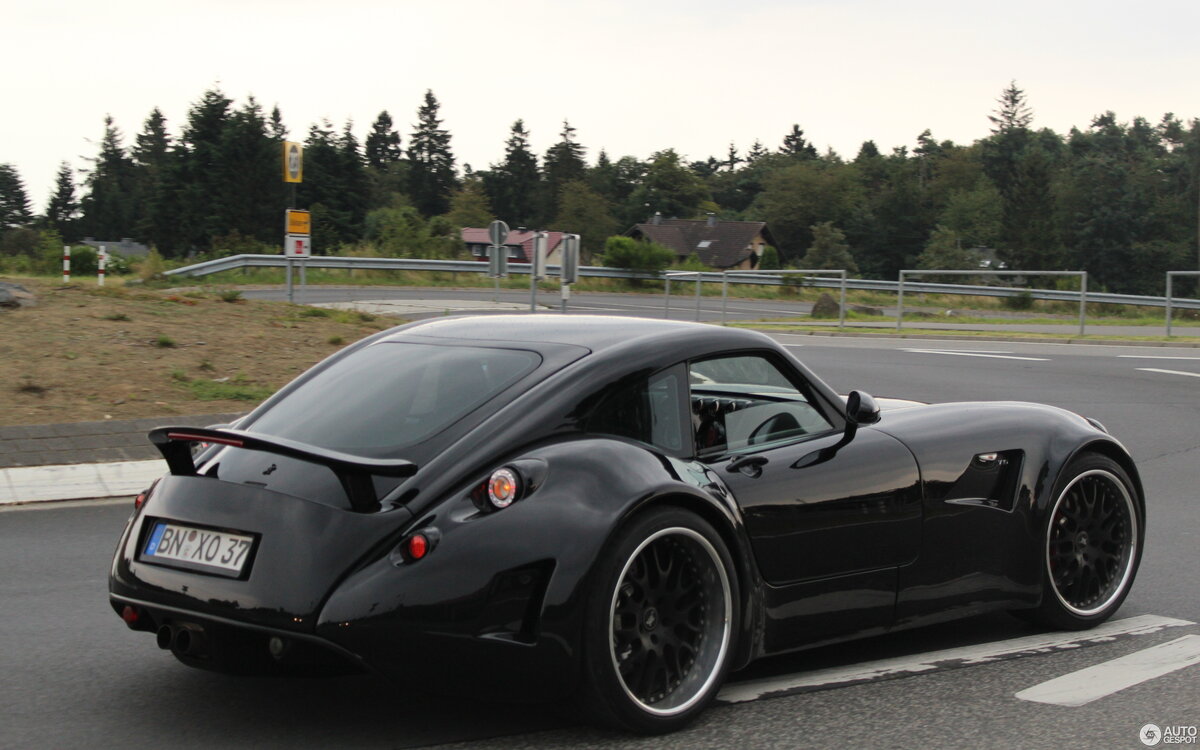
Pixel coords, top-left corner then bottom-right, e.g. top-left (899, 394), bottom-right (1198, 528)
top-left (142, 521), bottom-right (255, 577)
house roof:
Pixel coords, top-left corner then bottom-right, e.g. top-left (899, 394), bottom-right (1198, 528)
top-left (461, 228), bottom-right (566, 261)
top-left (626, 218), bottom-right (772, 268)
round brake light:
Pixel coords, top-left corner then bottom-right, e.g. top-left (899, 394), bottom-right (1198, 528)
top-left (406, 533), bottom-right (429, 560)
top-left (487, 468), bottom-right (521, 509)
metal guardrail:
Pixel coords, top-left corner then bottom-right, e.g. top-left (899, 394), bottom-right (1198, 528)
top-left (664, 269), bottom-right (846, 326)
top-left (900, 269), bottom-right (1088, 336)
top-left (165, 254), bottom-right (1200, 324)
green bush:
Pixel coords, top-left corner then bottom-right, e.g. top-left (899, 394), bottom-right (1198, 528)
top-left (1003, 290), bottom-right (1035, 310)
top-left (599, 237), bottom-right (675, 279)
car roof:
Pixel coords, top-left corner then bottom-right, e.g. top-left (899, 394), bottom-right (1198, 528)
top-left (385, 314), bottom-right (772, 353)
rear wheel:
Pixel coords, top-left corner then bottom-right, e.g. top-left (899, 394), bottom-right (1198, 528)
top-left (1027, 453), bottom-right (1143, 630)
top-left (579, 507), bottom-right (738, 734)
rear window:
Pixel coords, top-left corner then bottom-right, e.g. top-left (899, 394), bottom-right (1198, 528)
top-left (248, 342), bottom-right (541, 454)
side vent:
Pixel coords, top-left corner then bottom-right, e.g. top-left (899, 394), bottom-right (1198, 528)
top-left (943, 450), bottom-right (1024, 511)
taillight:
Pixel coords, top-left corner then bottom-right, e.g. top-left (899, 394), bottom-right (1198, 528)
top-left (133, 479), bottom-right (160, 511)
top-left (391, 528), bottom-right (440, 565)
top-left (406, 533), bottom-right (429, 560)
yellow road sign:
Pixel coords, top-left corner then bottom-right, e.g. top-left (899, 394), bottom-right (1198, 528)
top-left (283, 141), bottom-right (303, 183)
top-left (286, 209), bottom-right (311, 235)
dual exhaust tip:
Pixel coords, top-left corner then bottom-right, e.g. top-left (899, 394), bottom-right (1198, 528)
top-left (155, 621), bottom-right (292, 663)
top-left (155, 622), bottom-right (207, 657)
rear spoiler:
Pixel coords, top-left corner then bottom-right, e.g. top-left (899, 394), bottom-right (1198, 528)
top-left (149, 426), bottom-right (417, 512)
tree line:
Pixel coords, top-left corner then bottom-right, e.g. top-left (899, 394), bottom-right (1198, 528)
top-left (1, 82), bottom-right (1198, 295)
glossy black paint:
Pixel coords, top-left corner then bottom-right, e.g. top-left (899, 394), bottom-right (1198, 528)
top-left (110, 315), bottom-right (1143, 701)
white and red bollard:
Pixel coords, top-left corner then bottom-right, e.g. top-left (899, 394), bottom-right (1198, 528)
top-left (62, 245), bottom-right (70, 283)
top-left (98, 245), bottom-right (107, 286)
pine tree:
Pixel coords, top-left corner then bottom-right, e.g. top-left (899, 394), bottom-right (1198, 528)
top-left (42, 162), bottom-right (78, 238)
top-left (0, 163), bottom-right (33, 231)
top-left (215, 97), bottom-right (284, 246)
top-left (79, 115), bottom-right (137, 240)
top-left (484, 119), bottom-right (540, 227)
top-left (365, 111), bottom-right (403, 170)
top-left (780, 124), bottom-right (818, 159)
top-left (745, 140), bottom-right (770, 163)
top-left (725, 142), bottom-right (742, 171)
top-left (542, 120), bottom-right (587, 220)
top-left (268, 106), bottom-right (288, 141)
top-left (407, 90), bottom-right (457, 217)
top-left (166, 88), bottom-right (234, 253)
top-left (131, 108), bottom-right (172, 246)
top-left (989, 81), bottom-right (1034, 134)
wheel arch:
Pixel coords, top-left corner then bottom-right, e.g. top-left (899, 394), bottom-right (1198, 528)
top-left (612, 489), bottom-right (762, 671)
top-left (1066, 438), bottom-right (1146, 515)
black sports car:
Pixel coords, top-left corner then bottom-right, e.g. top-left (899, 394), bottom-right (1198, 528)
top-left (110, 315), bottom-right (1144, 733)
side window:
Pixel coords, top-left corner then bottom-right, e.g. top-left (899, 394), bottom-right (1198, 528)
top-left (586, 367), bottom-right (687, 455)
top-left (690, 354), bottom-right (833, 455)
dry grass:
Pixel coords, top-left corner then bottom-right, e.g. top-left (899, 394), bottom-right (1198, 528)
top-left (0, 278), bottom-right (392, 426)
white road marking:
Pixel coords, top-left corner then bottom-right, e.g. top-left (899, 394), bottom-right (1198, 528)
top-left (1137, 368), bottom-right (1200, 379)
top-left (902, 348), bottom-right (1050, 361)
top-left (1015, 634), bottom-right (1200, 707)
top-left (717, 614), bottom-right (1193, 704)
top-left (1119, 355), bottom-right (1200, 361)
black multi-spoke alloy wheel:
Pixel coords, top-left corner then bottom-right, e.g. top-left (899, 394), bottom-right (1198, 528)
top-left (580, 508), bottom-right (738, 733)
top-left (1030, 453), bottom-right (1143, 630)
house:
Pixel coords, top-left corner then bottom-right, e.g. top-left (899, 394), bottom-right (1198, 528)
top-left (461, 228), bottom-right (567, 265)
top-left (626, 214), bottom-right (774, 270)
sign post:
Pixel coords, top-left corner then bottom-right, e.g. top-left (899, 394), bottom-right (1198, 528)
top-left (283, 214), bottom-right (312, 303)
top-left (487, 220), bottom-right (510, 303)
top-left (560, 234), bottom-right (580, 313)
top-left (282, 144), bottom-right (306, 302)
top-left (530, 231), bottom-right (548, 312)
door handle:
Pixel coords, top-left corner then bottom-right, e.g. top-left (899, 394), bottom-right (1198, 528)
top-left (727, 454), bottom-right (768, 476)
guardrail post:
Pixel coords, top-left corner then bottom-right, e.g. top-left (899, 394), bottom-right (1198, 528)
top-left (838, 271), bottom-right (846, 329)
top-left (721, 273), bottom-right (729, 325)
top-left (1078, 271), bottom-right (1087, 337)
top-left (896, 271), bottom-right (905, 331)
top-left (664, 276), bottom-right (671, 318)
top-left (695, 273), bottom-right (702, 321)
top-left (1166, 272), bottom-right (1174, 337)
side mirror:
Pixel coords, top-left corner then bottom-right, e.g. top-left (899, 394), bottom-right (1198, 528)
top-left (846, 391), bottom-right (881, 426)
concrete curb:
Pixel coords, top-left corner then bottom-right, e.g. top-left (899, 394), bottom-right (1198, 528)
top-left (0, 459), bottom-right (165, 506)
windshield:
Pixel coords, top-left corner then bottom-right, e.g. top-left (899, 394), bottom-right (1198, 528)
top-left (248, 341), bottom-right (541, 454)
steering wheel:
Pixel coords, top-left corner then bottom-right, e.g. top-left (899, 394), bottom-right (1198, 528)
top-left (747, 411), bottom-right (801, 445)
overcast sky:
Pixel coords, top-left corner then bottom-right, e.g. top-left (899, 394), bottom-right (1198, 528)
top-left (4, 0), bottom-right (1198, 213)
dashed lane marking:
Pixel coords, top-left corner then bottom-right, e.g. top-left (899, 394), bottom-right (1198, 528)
top-left (717, 614), bottom-right (1193, 704)
top-left (1015, 634), bottom-right (1200, 707)
top-left (1119, 355), bottom-right (1200, 361)
top-left (902, 348), bottom-right (1050, 361)
top-left (1137, 368), bottom-right (1200, 379)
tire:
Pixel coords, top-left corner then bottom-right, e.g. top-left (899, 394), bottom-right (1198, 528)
top-left (578, 507), bottom-right (739, 734)
top-left (1026, 453), bottom-right (1144, 630)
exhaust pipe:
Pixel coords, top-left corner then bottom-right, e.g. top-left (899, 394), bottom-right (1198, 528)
top-left (155, 624), bottom-right (174, 650)
top-left (172, 623), bottom-right (208, 657)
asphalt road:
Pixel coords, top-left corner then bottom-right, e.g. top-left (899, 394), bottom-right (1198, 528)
top-left (2, 335), bottom-right (1197, 749)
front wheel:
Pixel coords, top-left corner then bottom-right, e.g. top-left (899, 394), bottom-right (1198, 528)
top-left (1027, 453), bottom-right (1143, 630)
top-left (579, 507), bottom-right (738, 734)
